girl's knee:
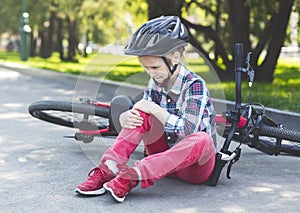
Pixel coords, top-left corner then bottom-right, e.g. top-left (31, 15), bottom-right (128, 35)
top-left (187, 132), bottom-right (213, 145)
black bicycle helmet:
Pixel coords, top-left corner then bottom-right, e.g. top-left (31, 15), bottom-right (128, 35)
top-left (124, 16), bottom-right (189, 56)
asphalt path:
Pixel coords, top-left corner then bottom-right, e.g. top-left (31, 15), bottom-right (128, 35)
top-left (1, 63), bottom-right (300, 213)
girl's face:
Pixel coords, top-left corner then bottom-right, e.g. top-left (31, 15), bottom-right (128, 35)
top-left (138, 56), bottom-right (170, 85)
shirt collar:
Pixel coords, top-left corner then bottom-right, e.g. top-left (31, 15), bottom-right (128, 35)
top-left (148, 65), bottom-right (186, 95)
top-left (169, 65), bottom-right (186, 95)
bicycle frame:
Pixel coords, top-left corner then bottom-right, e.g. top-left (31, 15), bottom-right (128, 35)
top-left (74, 95), bottom-right (134, 141)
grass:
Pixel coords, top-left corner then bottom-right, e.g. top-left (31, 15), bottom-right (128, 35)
top-left (210, 58), bottom-right (300, 113)
top-left (1, 51), bottom-right (300, 113)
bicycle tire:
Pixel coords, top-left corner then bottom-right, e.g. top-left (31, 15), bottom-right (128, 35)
top-left (257, 125), bottom-right (300, 156)
top-left (28, 101), bottom-right (110, 129)
top-left (218, 125), bottom-right (300, 156)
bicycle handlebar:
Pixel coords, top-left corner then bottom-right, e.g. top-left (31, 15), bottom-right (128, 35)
top-left (208, 43), bottom-right (245, 186)
top-left (221, 43), bottom-right (244, 152)
top-left (235, 43), bottom-right (244, 108)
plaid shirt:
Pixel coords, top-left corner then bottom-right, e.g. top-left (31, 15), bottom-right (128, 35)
top-left (143, 65), bottom-right (216, 148)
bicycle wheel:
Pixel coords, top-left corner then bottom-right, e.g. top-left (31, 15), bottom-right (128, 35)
top-left (257, 125), bottom-right (300, 156)
top-left (217, 124), bottom-right (300, 156)
top-left (28, 101), bottom-right (110, 130)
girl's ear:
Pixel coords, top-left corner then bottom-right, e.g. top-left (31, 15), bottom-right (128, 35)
top-left (171, 51), bottom-right (181, 64)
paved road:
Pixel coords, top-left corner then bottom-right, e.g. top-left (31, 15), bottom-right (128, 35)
top-left (1, 64), bottom-right (300, 213)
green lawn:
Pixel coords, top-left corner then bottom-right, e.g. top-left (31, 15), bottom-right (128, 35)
top-left (1, 51), bottom-right (300, 113)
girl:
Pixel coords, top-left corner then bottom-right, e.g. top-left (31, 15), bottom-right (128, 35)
top-left (76, 16), bottom-right (216, 203)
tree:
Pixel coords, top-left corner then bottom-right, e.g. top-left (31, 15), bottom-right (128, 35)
top-left (146, 0), bottom-right (298, 82)
top-left (147, 0), bottom-right (182, 18)
top-left (0, 0), bottom-right (22, 35)
top-left (48, 0), bottom-right (83, 61)
top-left (0, 0), bottom-right (134, 61)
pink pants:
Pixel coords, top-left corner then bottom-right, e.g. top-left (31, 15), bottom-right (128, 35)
top-left (101, 111), bottom-right (216, 188)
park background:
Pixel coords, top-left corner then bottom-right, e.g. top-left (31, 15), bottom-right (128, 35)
top-left (1, 2), bottom-right (300, 212)
top-left (1, 0), bottom-right (300, 112)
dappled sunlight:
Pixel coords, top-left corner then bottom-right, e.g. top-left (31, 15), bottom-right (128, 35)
top-left (16, 147), bottom-right (60, 167)
top-left (0, 102), bottom-right (28, 120)
top-left (248, 183), bottom-right (281, 193)
top-left (288, 78), bottom-right (300, 86)
top-left (0, 153), bottom-right (7, 166)
top-left (170, 207), bottom-right (202, 213)
top-left (221, 205), bottom-right (247, 213)
top-left (26, 148), bottom-right (58, 162)
top-left (0, 141), bottom-right (53, 184)
top-left (0, 170), bottom-right (34, 182)
top-left (2, 102), bottom-right (23, 109)
top-left (0, 102), bottom-right (34, 122)
top-left (0, 139), bottom-right (36, 154)
top-left (0, 101), bottom-right (25, 109)
top-left (270, 90), bottom-right (290, 98)
top-left (0, 137), bottom-right (62, 170)
top-left (0, 69), bottom-right (20, 79)
top-left (43, 88), bottom-right (75, 97)
top-left (0, 111), bottom-right (29, 120)
top-left (273, 78), bottom-right (300, 89)
top-left (280, 191), bottom-right (300, 202)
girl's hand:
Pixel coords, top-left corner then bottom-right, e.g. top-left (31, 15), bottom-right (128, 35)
top-left (119, 109), bottom-right (144, 129)
top-left (133, 99), bottom-right (169, 125)
top-left (133, 99), bottom-right (154, 114)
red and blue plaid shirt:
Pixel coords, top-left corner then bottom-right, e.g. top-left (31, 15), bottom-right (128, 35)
top-left (143, 65), bottom-right (216, 148)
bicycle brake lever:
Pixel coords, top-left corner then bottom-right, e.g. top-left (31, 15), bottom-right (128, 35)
top-left (242, 52), bottom-right (255, 87)
top-left (226, 148), bottom-right (241, 179)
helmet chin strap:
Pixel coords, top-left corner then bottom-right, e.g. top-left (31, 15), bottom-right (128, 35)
top-left (154, 57), bottom-right (178, 87)
top-left (162, 57), bottom-right (178, 75)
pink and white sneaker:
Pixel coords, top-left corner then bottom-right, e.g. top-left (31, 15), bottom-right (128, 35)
top-left (103, 164), bottom-right (139, 202)
top-left (75, 164), bottom-right (115, 195)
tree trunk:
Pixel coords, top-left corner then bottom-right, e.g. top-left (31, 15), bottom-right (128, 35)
top-left (48, 11), bottom-right (55, 54)
top-left (39, 29), bottom-right (51, 58)
top-left (256, 0), bottom-right (294, 82)
top-left (181, 18), bottom-right (234, 80)
top-left (221, 0), bottom-right (250, 80)
top-left (144, 0), bottom-right (294, 83)
top-left (214, 0), bottom-right (221, 60)
top-left (226, 0), bottom-right (250, 51)
top-left (38, 12), bottom-right (57, 58)
top-left (56, 16), bottom-right (64, 61)
top-left (147, 0), bottom-right (183, 19)
top-left (66, 17), bottom-right (78, 62)
top-left (30, 30), bottom-right (36, 57)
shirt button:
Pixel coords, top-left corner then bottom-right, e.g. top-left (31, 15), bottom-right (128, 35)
top-left (167, 136), bottom-right (171, 140)
top-left (167, 99), bottom-right (171, 103)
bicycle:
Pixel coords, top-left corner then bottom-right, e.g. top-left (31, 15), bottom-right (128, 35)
top-left (28, 43), bottom-right (300, 186)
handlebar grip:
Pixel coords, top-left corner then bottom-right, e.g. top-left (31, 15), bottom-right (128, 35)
top-left (235, 43), bottom-right (244, 69)
top-left (234, 43), bottom-right (244, 107)
top-left (208, 153), bottom-right (227, 186)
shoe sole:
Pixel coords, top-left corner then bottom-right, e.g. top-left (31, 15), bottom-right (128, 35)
top-left (103, 183), bottom-right (126, 202)
top-left (75, 187), bottom-right (106, 196)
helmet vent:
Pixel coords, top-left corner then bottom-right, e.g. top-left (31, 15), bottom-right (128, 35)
top-left (146, 33), bottom-right (160, 48)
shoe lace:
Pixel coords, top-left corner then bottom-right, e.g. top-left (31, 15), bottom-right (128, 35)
top-left (88, 167), bottom-right (107, 180)
top-left (117, 164), bottom-right (139, 182)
